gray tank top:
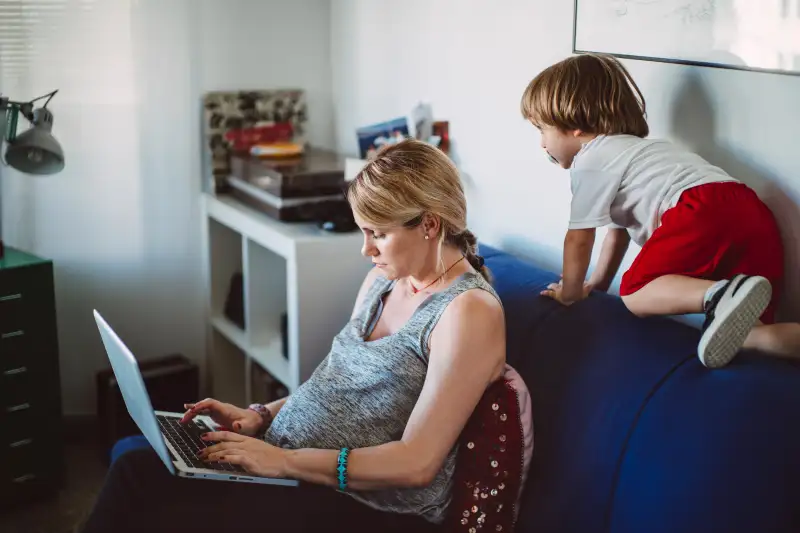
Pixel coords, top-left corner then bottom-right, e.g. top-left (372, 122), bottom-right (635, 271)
top-left (264, 271), bottom-right (499, 523)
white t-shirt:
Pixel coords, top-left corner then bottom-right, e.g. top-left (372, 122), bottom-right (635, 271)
top-left (568, 134), bottom-right (738, 246)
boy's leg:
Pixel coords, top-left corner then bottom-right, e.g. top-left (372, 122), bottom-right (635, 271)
top-left (618, 182), bottom-right (786, 368)
top-left (620, 274), bottom-right (714, 317)
top-left (622, 273), bottom-right (772, 368)
top-left (624, 275), bottom-right (800, 362)
top-left (745, 323), bottom-right (800, 360)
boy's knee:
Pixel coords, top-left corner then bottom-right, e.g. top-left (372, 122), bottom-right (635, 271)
top-left (621, 294), bottom-right (651, 318)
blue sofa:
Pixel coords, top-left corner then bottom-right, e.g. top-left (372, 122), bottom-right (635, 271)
top-left (113, 245), bottom-right (800, 532)
top-left (482, 244), bottom-right (800, 533)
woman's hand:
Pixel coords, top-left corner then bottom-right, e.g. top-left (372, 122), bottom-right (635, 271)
top-left (199, 431), bottom-right (288, 478)
top-left (180, 398), bottom-right (263, 436)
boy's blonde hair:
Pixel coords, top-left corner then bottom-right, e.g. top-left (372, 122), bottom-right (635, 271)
top-left (347, 138), bottom-right (490, 282)
top-left (520, 53), bottom-right (649, 138)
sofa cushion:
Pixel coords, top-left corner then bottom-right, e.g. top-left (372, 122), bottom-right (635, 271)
top-left (479, 245), bottom-right (561, 369)
top-left (511, 296), bottom-right (701, 533)
top-left (609, 355), bottom-right (800, 533)
top-left (481, 244), bottom-right (800, 533)
top-left (481, 245), bottom-right (701, 531)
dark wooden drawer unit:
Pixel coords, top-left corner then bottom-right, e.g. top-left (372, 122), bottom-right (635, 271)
top-left (0, 247), bottom-right (63, 509)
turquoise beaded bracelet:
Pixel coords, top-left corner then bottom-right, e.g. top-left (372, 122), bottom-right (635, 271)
top-left (337, 447), bottom-right (350, 492)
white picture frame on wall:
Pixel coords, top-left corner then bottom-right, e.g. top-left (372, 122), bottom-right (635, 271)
top-left (573, 0), bottom-right (800, 77)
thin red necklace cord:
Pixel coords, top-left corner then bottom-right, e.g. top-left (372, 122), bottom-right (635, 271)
top-left (410, 256), bottom-right (466, 294)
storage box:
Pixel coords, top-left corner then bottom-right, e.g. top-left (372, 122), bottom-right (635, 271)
top-left (227, 175), bottom-right (352, 223)
top-left (229, 148), bottom-right (347, 199)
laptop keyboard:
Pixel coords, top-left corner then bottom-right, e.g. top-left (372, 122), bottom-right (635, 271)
top-left (157, 415), bottom-right (245, 473)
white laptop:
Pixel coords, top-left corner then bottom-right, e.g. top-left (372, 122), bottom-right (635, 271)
top-left (93, 309), bottom-right (297, 486)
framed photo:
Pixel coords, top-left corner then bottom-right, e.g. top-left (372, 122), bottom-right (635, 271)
top-left (356, 117), bottom-right (410, 160)
top-left (573, 0), bottom-right (800, 77)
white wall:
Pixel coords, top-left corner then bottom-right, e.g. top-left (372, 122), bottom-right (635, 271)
top-left (330, 0), bottom-right (800, 321)
top-left (0, 0), bottom-right (333, 415)
top-left (197, 0), bottom-right (335, 151)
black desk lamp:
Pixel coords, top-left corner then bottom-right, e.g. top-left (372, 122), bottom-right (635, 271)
top-left (0, 89), bottom-right (65, 259)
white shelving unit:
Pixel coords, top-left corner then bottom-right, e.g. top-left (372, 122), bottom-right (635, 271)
top-left (201, 193), bottom-right (372, 407)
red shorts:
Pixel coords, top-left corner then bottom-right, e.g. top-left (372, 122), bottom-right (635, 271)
top-left (619, 182), bottom-right (784, 324)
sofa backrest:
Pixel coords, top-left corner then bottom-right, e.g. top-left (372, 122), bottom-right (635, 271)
top-left (482, 245), bottom-right (800, 533)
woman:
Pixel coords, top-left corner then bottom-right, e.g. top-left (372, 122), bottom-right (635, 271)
top-left (81, 139), bottom-right (507, 533)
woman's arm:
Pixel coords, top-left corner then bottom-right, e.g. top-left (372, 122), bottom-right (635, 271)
top-left (281, 289), bottom-right (506, 489)
top-left (265, 396), bottom-right (287, 418)
top-left (201, 288), bottom-right (505, 488)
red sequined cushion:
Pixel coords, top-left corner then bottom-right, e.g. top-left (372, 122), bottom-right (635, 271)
top-left (444, 379), bottom-right (525, 533)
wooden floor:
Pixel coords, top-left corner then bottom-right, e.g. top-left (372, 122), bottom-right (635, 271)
top-left (0, 420), bottom-right (109, 533)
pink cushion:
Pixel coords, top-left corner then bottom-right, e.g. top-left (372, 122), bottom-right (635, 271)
top-left (503, 364), bottom-right (534, 492)
top-left (444, 363), bottom-right (534, 532)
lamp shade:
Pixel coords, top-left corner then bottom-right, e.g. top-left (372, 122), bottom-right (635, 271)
top-left (5, 108), bottom-right (64, 175)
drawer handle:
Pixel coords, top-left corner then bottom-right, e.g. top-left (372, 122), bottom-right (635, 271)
top-left (1, 330), bottom-right (24, 339)
top-left (0, 293), bottom-right (21, 302)
top-left (4, 366), bottom-right (27, 376)
top-left (12, 473), bottom-right (36, 483)
top-left (7, 403), bottom-right (30, 413)
top-left (10, 438), bottom-right (33, 448)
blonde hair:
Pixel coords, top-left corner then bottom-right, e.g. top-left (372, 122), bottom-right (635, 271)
top-left (347, 138), bottom-right (491, 282)
top-left (520, 53), bottom-right (649, 137)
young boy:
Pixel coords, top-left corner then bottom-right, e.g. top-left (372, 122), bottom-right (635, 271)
top-left (521, 53), bottom-right (800, 368)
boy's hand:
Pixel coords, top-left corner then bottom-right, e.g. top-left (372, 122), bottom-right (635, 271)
top-left (541, 279), bottom-right (593, 306)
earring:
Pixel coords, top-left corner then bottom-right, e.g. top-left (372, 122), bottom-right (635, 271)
top-left (424, 235), bottom-right (430, 240)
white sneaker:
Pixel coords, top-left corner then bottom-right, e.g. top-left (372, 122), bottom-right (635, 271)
top-left (698, 274), bottom-right (772, 368)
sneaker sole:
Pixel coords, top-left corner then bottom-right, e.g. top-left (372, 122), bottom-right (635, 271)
top-left (698, 276), bottom-right (772, 369)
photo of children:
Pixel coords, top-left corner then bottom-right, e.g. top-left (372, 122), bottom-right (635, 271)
top-left (356, 117), bottom-right (410, 160)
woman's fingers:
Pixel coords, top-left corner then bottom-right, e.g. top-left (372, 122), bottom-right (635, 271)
top-left (198, 441), bottom-right (233, 459)
top-left (203, 446), bottom-right (244, 462)
top-left (180, 407), bottom-right (209, 424)
top-left (180, 398), bottom-right (217, 424)
top-left (202, 430), bottom-right (247, 444)
top-left (220, 453), bottom-right (257, 473)
top-left (187, 398), bottom-right (217, 412)
top-left (199, 432), bottom-right (255, 460)
top-left (179, 408), bottom-right (197, 424)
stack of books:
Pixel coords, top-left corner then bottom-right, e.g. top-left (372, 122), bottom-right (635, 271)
top-left (226, 148), bottom-right (353, 224)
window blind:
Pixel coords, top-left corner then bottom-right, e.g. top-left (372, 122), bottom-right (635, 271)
top-left (0, 0), bottom-right (134, 105)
